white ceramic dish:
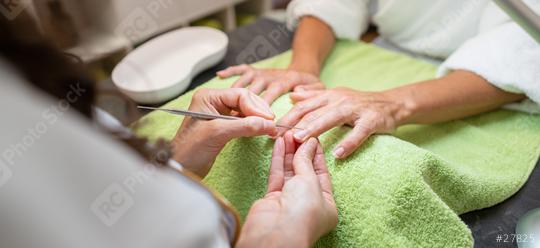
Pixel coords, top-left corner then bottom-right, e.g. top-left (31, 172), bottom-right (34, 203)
top-left (112, 27), bottom-right (228, 104)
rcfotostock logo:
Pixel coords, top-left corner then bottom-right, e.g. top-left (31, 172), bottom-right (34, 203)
top-left (90, 164), bottom-right (156, 226)
top-left (0, 0), bottom-right (30, 20)
top-left (1, 83), bottom-right (86, 167)
top-left (115, 0), bottom-right (173, 42)
top-left (91, 183), bottom-right (134, 226)
top-left (236, 36), bottom-right (279, 64)
top-left (0, 161), bottom-right (13, 188)
top-left (236, 25), bottom-right (290, 64)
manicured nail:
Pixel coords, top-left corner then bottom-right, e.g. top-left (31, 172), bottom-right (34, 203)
top-left (333, 147), bottom-right (344, 158)
top-left (294, 130), bottom-right (308, 141)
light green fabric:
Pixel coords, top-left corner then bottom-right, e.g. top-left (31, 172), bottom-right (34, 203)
top-left (135, 41), bottom-right (540, 247)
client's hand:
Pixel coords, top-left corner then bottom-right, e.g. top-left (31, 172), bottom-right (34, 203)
top-left (278, 87), bottom-right (410, 159)
top-left (172, 88), bottom-right (277, 177)
top-left (237, 133), bottom-right (338, 247)
top-left (217, 64), bottom-right (324, 104)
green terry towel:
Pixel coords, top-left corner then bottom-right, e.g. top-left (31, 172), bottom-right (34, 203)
top-left (135, 41), bottom-right (540, 247)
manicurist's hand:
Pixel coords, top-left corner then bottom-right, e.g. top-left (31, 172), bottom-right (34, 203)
top-left (172, 88), bottom-right (277, 177)
top-left (217, 65), bottom-right (324, 104)
top-left (278, 88), bottom-right (411, 159)
top-left (236, 132), bottom-right (338, 248)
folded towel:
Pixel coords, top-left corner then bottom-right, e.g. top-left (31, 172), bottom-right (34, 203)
top-left (135, 41), bottom-right (540, 247)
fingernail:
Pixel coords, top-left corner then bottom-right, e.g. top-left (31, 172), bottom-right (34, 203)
top-left (294, 130), bottom-right (308, 141)
top-left (333, 147), bottom-right (344, 158)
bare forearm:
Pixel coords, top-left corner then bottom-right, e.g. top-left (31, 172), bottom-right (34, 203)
top-left (388, 70), bottom-right (526, 125)
top-left (288, 16), bottom-right (335, 76)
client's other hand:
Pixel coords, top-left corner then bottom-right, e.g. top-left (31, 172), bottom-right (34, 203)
top-left (172, 88), bottom-right (277, 177)
top-left (217, 64), bottom-right (324, 104)
top-left (237, 133), bottom-right (338, 247)
top-left (278, 87), bottom-right (409, 159)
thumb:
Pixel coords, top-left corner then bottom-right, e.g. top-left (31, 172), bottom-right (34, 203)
top-left (292, 138), bottom-right (318, 176)
top-left (212, 88), bottom-right (275, 120)
top-left (212, 116), bottom-right (277, 141)
top-left (238, 90), bottom-right (275, 119)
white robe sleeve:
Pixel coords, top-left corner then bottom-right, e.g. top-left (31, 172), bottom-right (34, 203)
top-left (0, 59), bottom-right (232, 248)
top-left (286, 0), bottom-right (370, 40)
top-left (437, 22), bottom-right (540, 114)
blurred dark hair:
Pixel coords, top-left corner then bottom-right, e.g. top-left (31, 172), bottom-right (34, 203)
top-left (0, 11), bottom-right (171, 165)
top-left (0, 11), bottom-right (95, 116)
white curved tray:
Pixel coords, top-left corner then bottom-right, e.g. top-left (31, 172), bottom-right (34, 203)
top-left (112, 27), bottom-right (228, 104)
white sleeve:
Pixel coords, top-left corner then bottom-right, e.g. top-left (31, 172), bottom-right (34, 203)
top-left (437, 22), bottom-right (540, 113)
top-left (0, 62), bottom-right (231, 248)
top-left (286, 0), bottom-right (370, 40)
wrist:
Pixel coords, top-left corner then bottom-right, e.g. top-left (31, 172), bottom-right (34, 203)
top-left (171, 123), bottom-right (214, 177)
top-left (288, 61), bottom-right (320, 77)
top-left (381, 87), bottom-right (419, 126)
top-left (237, 225), bottom-right (311, 248)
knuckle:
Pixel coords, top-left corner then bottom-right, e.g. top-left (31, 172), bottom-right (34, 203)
top-left (294, 102), bottom-right (310, 112)
top-left (272, 83), bottom-right (287, 93)
top-left (255, 77), bottom-right (268, 85)
top-left (244, 119), bottom-right (262, 133)
top-left (335, 107), bottom-right (349, 119)
top-left (235, 87), bottom-right (251, 96)
top-left (245, 124), bottom-right (258, 133)
top-left (303, 112), bottom-right (319, 123)
top-left (355, 124), bottom-right (373, 137)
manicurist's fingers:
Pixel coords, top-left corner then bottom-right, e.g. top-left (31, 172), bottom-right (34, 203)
top-left (292, 138), bottom-right (319, 176)
top-left (268, 137), bottom-right (285, 193)
top-left (210, 88), bottom-right (275, 120)
top-left (313, 143), bottom-right (333, 195)
top-left (333, 119), bottom-right (374, 159)
top-left (211, 116), bottom-right (277, 140)
top-left (283, 131), bottom-right (296, 181)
